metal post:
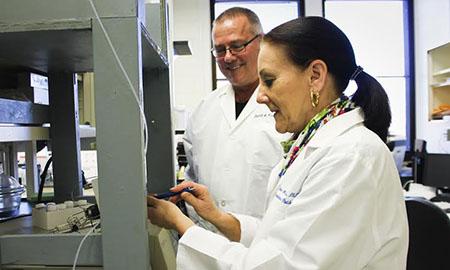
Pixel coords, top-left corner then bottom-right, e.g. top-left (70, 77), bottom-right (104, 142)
top-left (48, 72), bottom-right (82, 203)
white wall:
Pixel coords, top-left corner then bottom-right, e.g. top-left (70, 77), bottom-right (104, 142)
top-left (172, 0), bottom-right (212, 117)
top-left (414, 0), bottom-right (450, 153)
top-left (304, 0), bottom-right (323, 16)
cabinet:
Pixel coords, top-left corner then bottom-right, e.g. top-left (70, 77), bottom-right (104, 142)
top-left (428, 42), bottom-right (450, 120)
top-left (0, 0), bottom-right (175, 269)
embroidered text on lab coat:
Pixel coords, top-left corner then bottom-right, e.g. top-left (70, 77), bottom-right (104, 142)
top-left (275, 187), bottom-right (300, 205)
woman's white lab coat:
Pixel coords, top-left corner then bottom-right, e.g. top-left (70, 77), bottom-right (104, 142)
top-left (177, 108), bottom-right (409, 270)
top-left (183, 83), bottom-right (289, 218)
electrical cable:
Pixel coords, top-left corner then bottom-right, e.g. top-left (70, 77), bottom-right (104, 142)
top-left (87, 0), bottom-right (149, 154)
top-left (402, 179), bottom-right (415, 190)
top-left (38, 156), bottom-right (53, 203)
top-left (72, 221), bottom-right (100, 270)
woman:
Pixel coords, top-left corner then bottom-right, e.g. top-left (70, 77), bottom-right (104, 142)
top-left (147, 17), bottom-right (408, 269)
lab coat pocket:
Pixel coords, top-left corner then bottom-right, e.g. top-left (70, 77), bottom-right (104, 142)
top-left (246, 164), bottom-right (273, 217)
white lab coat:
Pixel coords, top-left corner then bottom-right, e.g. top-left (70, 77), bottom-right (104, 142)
top-left (177, 108), bottom-right (409, 270)
top-left (183, 83), bottom-right (290, 219)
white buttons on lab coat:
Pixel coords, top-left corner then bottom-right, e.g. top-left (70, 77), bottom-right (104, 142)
top-left (220, 200), bottom-right (226, 207)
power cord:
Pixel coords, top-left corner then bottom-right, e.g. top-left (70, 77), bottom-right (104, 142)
top-left (402, 179), bottom-right (415, 190)
top-left (72, 221), bottom-right (100, 270)
top-left (38, 156), bottom-right (53, 203)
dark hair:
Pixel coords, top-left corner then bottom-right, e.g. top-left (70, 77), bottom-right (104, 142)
top-left (214, 7), bottom-right (263, 35)
top-left (264, 17), bottom-right (391, 142)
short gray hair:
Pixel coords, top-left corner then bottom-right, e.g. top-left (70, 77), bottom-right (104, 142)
top-left (214, 7), bottom-right (263, 35)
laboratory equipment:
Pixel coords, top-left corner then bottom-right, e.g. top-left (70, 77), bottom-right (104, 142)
top-left (0, 173), bottom-right (25, 216)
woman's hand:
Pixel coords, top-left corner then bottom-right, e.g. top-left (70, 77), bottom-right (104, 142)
top-left (147, 195), bottom-right (194, 235)
top-left (170, 181), bottom-right (223, 223)
top-left (170, 182), bottom-right (241, 241)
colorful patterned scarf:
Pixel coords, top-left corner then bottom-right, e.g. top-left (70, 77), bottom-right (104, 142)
top-left (278, 95), bottom-right (356, 178)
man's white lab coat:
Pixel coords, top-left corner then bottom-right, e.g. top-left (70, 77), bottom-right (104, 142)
top-left (178, 108), bottom-right (409, 270)
top-left (183, 83), bottom-right (289, 218)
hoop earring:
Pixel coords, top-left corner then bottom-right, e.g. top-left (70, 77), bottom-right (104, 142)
top-left (310, 89), bottom-right (320, 108)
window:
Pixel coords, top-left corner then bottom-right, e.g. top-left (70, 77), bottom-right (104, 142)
top-left (212, 1), bottom-right (303, 88)
top-left (324, 0), bottom-right (414, 146)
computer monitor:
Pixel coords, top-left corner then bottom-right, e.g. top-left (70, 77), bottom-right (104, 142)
top-left (422, 153), bottom-right (450, 189)
top-left (390, 139), bottom-right (407, 172)
top-left (421, 153), bottom-right (450, 202)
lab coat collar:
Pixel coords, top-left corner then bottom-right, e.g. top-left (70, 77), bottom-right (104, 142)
top-left (218, 84), bottom-right (235, 127)
top-left (306, 107), bottom-right (365, 150)
top-left (219, 84), bottom-right (260, 133)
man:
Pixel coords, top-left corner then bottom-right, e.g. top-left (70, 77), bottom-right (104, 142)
top-left (183, 7), bottom-right (289, 227)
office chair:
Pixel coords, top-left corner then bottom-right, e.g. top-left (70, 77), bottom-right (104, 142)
top-left (405, 197), bottom-right (450, 270)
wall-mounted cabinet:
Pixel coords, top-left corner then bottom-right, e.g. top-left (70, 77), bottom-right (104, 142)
top-left (428, 42), bottom-right (450, 120)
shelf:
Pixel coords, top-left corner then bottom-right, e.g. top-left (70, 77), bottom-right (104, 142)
top-left (0, 126), bottom-right (49, 142)
top-left (428, 41), bottom-right (450, 121)
top-left (433, 67), bottom-right (450, 77)
top-left (0, 20), bottom-right (167, 73)
top-left (0, 98), bottom-right (49, 125)
top-left (0, 211), bottom-right (101, 267)
top-left (0, 125), bottom-right (94, 143)
top-left (0, 216), bottom-right (102, 266)
top-left (0, 19), bottom-right (92, 73)
top-left (428, 117), bottom-right (450, 123)
top-left (431, 81), bottom-right (450, 89)
top-left (0, 1), bottom-right (173, 269)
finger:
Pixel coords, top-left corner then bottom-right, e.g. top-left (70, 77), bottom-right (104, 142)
top-left (184, 183), bottom-right (207, 198)
top-left (170, 181), bottom-right (194, 192)
top-left (147, 195), bottom-right (160, 207)
top-left (147, 208), bottom-right (159, 224)
top-left (180, 192), bottom-right (198, 206)
top-left (168, 195), bottom-right (182, 203)
top-left (147, 206), bottom-right (155, 219)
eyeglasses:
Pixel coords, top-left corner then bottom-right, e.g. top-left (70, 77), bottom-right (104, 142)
top-left (211, 35), bottom-right (260, 58)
